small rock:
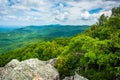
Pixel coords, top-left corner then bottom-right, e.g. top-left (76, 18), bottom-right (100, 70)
top-left (46, 58), bottom-right (58, 66)
top-left (63, 73), bottom-right (88, 80)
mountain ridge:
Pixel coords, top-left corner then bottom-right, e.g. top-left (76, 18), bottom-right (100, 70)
top-left (0, 25), bottom-right (89, 54)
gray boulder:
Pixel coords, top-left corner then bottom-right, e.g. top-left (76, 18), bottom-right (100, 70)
top-left (63, 73), bottom-right (88, 80)
top-left (0, 58), bottom-right (59, 80)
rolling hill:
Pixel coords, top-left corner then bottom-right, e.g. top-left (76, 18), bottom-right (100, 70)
top-left (0, 25), bottom-right (89, 54)
top-left (0, 27), bottom-right (18, 33)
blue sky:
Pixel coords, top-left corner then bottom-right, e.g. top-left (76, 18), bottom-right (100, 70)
top-left (0, 0), bottom-right (120, 26)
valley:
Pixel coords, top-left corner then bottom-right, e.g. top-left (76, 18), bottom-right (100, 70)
top-left (0, 25), bottom-right (89, 54)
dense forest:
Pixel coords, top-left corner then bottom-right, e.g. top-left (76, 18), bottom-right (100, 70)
top-left (0, 6), bottom-right (120, 80)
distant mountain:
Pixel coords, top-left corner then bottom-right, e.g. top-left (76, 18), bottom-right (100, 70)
top-left (0, 27), bottom-right (18, 33)
top-left (0, 25), bottom-right (89, 54)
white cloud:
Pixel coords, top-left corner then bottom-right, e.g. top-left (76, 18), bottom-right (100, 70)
top-left (0, 0), bottom-right (120, 26)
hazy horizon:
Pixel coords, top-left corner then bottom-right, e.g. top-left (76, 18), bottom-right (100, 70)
top-left (0, 24), bottom-right (91, 28)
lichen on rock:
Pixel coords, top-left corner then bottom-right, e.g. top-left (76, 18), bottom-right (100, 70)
top-left (0, 58), bottom-right (59, 80)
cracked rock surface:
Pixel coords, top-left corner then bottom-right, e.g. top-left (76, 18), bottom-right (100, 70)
top-left (0, 58), bottom-right (59, 80)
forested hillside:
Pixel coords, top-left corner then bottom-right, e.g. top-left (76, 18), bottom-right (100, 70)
top-left (0, 25), bottom-right (89, 54)
top-left (0, 6), bottom-right (120, 80)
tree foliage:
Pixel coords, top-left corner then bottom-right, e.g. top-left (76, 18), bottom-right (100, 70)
top-left (112, 6), bottom-right (120, 16)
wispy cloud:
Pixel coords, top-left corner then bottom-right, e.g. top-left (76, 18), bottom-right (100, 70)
top-left (0, 0), bottom-right (120, 26)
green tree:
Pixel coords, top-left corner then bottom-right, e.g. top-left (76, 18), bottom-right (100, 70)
top-left (112, 6), bottom-right (120, 16)
top-left (98, 14), bottom-right (108, 26)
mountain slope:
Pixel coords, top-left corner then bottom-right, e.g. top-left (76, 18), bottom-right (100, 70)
top-left (0, 25), bottom-right (89, 54)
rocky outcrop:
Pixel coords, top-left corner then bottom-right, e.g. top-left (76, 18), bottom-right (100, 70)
top-left (0, 58), bottom-right (88, 80)
top-left (63, 73), bottom-right (88, 80)
top-left (0, 58), bottom-right (59, 80)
